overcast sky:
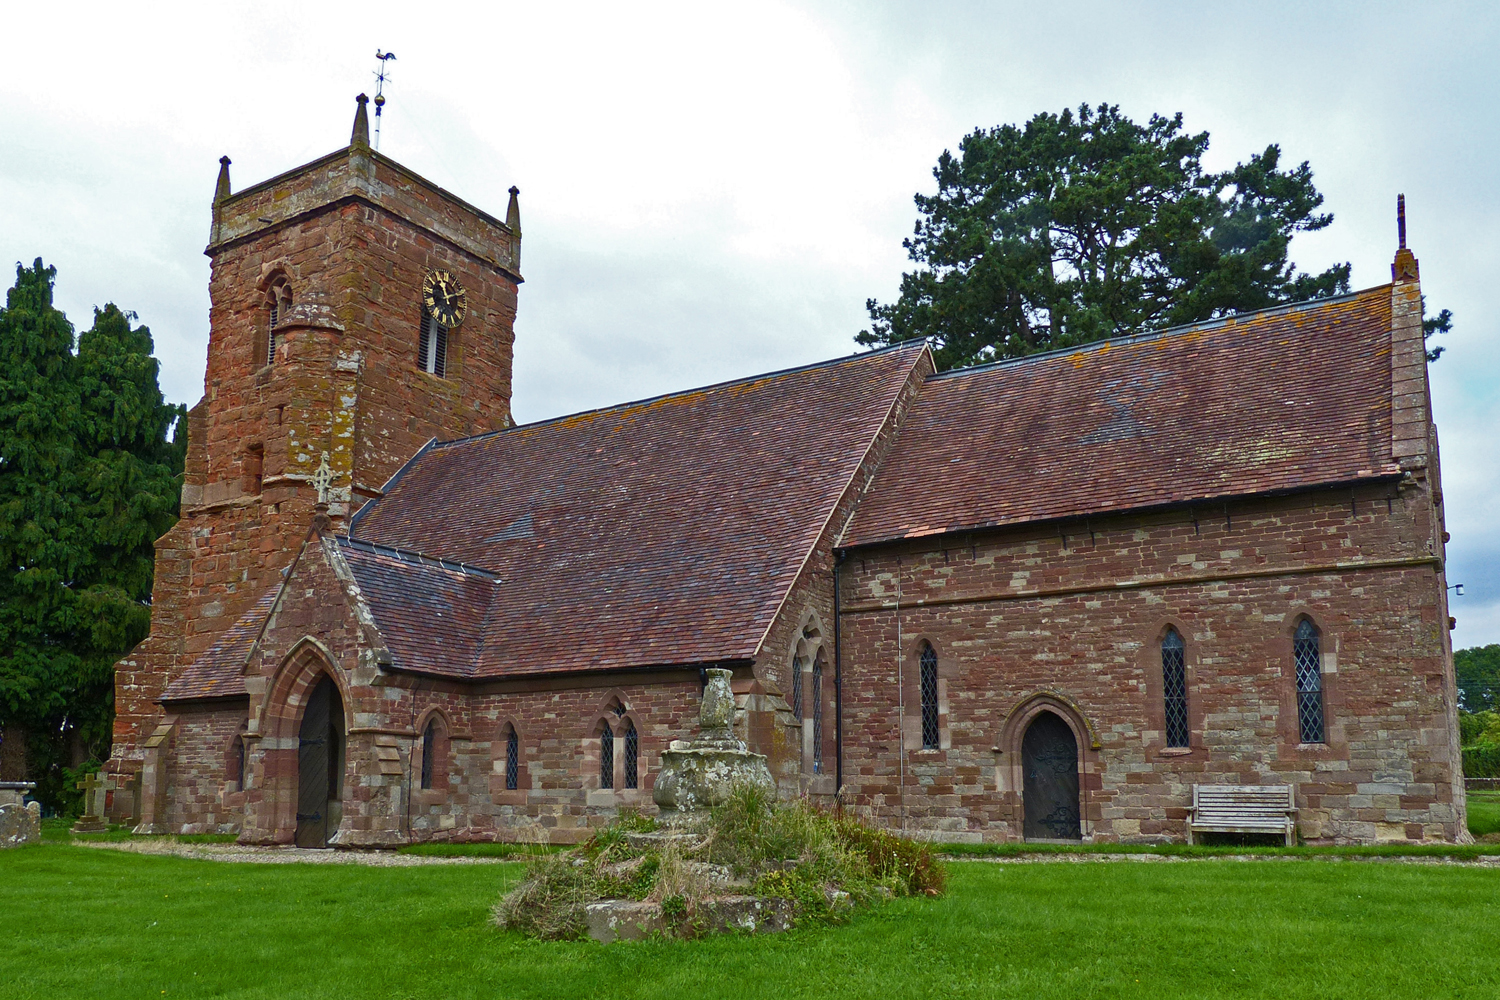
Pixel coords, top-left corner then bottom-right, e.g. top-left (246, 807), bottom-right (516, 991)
top-left (3, 2), bottom-right (1497, 646)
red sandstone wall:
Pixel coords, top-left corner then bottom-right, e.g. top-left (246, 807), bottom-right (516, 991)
top-left (110, 147), bottom-right (519, 777)
top-left (745, 345), bottom-right (937, 796)
top-left (163, 707), bottom-right (246, 834)
top-left (155, 533), bottom-right (709, 845)
top-left (836, 481), bottom-right (1462, 843)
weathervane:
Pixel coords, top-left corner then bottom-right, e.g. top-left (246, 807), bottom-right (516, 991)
top-left (373, 50), bottom-right (396, 151)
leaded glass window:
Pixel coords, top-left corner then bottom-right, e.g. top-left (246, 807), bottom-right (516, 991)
top-left (790, 656), bottom-right (804, 720)
top-left (505, 725), bottom-right (519, 791)
top-left (1162, 629), bottom-right (1189, 748)
top-left (811, 659), bottom-right (824, 774)
top-left (624, 722), bottom-right (639, 789)
top-left (1295, 619), bottom-right (1325, 744)
top-left (919, 642), bottom-right (940, 749)
top-left (600, 721), bottom-right (615, 789)
top-left (420, 720), bottom-right (436, 790)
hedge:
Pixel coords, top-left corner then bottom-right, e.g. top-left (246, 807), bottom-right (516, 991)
top-left (1462, 742), bottom-right (1500, 779)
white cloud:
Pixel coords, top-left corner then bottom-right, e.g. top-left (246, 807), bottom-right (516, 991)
top-left (2, 1), bottom-right (1496, 640)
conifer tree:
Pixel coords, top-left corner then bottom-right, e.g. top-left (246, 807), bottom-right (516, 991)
top-left (860, 103), bottom-right (1356, 369)
top-left (0, 261), bottom-right (184, 804)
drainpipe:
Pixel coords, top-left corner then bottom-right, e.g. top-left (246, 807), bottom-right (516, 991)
top-left (833, 549), bottom-right (847, 796)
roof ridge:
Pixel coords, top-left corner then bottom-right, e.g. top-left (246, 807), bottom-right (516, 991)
top-left (336, 535), bottom-right (502, 581)
top-left (928, 286), bottom-right (1386, 382)
top-left (430, 340), bottom-right (930, 451)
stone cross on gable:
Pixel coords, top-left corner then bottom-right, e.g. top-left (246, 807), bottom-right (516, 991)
top-left (311, 451), bottom-right (333, 505)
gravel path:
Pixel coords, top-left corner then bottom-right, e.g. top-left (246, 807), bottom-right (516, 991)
top-left (70, 840), bottom-right (1500, 869)
top-left (75, 840), bottom-right (516, 866)
top-left (940, 851), bottom-right (1500, 868)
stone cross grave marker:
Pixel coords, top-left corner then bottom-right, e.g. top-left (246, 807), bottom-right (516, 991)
top-left (70, 771), bottom-right (109, 833)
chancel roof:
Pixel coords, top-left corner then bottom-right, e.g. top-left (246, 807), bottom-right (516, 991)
top-left (842, 286), bottom-right (1399, 548)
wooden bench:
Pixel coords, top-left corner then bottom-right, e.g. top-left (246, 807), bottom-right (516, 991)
top-left (1187, 785), bottom-right (1296, 845)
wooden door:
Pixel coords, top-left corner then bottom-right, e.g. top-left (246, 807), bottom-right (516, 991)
top-left (295, 676), bottom-right (340, 848)
top-left (1022, 711), bottom-right (1081, 840)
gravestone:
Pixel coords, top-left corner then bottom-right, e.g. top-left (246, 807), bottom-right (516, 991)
top-left (652, 668), bottom-right (774, 824)
top-left (0, 781), bottom-right (41, 848)
top-left (70, 771), bottom-right (109, 833)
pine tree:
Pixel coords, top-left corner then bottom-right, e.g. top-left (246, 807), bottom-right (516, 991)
top-left (859, 104), bottom-right (1356, 369)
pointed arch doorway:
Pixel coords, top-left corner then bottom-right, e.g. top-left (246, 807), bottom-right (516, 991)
top-left (295, 675), bottom-right (345, 848)
top-left (1021, 711), bottom-right (1081, 841)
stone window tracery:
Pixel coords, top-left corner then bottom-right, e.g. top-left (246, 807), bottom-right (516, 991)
top-left (1295, 619), bottom-right (1325, 744)
top-left (1162, 628), bottom-right (1189, 748)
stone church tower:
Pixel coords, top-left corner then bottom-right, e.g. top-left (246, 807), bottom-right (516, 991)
top-left (110, 96), bottom-right (523, 770)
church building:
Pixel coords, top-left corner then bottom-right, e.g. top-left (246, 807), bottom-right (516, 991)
top-left (106, 97), bottom-right (1466, 846)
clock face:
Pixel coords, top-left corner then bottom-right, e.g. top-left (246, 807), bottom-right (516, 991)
top-left (422, 269), bottom-right (467, 328)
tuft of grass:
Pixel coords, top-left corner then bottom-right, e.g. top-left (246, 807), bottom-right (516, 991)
top-left (494, 785), bottom-right (944, 940)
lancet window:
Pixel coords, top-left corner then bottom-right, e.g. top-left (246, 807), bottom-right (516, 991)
top-left (265, 277), bottom-right (292, 366)
top-left (1295, 620), bottom-right (1326, 744)
top-left (1162, 629), bottom-right (1189, 748)
top-left (811, 657), bottom-right (824, 774)
top-left (418, 312), bottom-right (448, 377)
top-left (420, 719), bottom-right (437, 790)
top-left (624, 721), bottom-right (639, 790)
top-left (919, 642), bottom-right (940, 750)
top-left (504, 724), bottom-right (519, 791)
top-left (600, 721), bottom-right (615, 789)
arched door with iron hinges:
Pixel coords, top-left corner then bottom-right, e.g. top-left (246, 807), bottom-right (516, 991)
top-left (1022, 711), bottom-right (1081, 841)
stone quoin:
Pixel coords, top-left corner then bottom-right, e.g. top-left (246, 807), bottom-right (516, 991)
top-left (104, 97), bottom-right (1464, 846)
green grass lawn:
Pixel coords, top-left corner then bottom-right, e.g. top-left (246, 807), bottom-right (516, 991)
top-left (1467, 791), bottom-right (1500, 838)
top-left (3, 845), bottom-right (1499, 1000)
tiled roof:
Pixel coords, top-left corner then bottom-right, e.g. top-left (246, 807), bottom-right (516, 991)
top-left (160, 588), bottom-right (278, 700)
top-left (350, 343), bottom-right (928, 678)
top-left (842, 287), bottom-right (1398, 547)
top-left (337, 538), bottom-right (500, 676)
